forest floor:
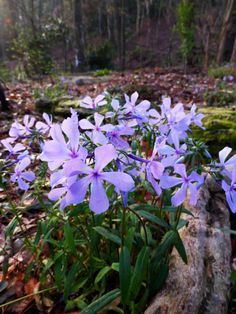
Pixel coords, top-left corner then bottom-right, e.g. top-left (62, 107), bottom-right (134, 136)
top-left (0, 67), bottom-right (236, 313)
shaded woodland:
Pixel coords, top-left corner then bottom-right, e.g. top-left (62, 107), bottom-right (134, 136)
top-left (0, 0), bottom-right (235, 77)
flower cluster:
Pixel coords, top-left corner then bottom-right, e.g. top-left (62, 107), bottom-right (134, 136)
top-left (1, 92), bottom-right (236, 213)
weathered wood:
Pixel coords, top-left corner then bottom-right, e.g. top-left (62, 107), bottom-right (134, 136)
top-left (145, 177), bottom-right (231, 314)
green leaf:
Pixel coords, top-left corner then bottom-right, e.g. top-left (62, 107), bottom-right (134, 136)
top-left (129, 246), bottom-right (150, 300)
top-left (64, 222), bottom-right (76, 252)
top-left (133, 204), bottom-right (159, 212)
top-left (220, 227), bottom-right (236, 235)
top-left (137, 210), bottom-right (170, 229)
top-left (163, 206), bottom-right (194, 217)
top-left (134, 288), bottom-right (149, 313)
top-left (5, 217), bottom-right (18, 239)
top-left (153, 230), bottom-right (176, 261)
top-left (111, 262), bottom-right (119, 272)
top-left (119, 246), bottom-right (131, 305)
top-left (174, 231), bottom-right (188, 264)
top-left (81, 288), bottom-right (121, 314)
top-left (95, 266), bottom-right (111, 284)
top-left (2, 257), bottom-right (9, 278)
top-left (64, 261), bottom-right (80, 300)
top-left (125, 226), bottom-right (136, 251)
top-left (150, 263), bottom-right (169, 296)
top-left (93, 226), bottom-right (121, 245)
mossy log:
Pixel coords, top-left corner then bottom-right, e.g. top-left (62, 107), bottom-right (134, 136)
top-left (145, 177), bottom-right (231, 314)
top-left (193, 106), bottom-right (236, 156)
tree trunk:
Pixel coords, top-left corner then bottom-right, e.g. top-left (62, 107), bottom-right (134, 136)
top-left (230, 36), bottom-right (236, 62)
top-left (74, 0), bottom-right (85, 71)
top-left (216, 0), bottom-right (235, 64)
top-left (145, 176), bottom-right (231, 314)
top-left (120, 0), bottom-right (126, 70)
top-left (0, 84), bottom-right (9, 111)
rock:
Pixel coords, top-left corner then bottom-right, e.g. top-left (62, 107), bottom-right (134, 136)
top-left (145, 176), bottom-right (231, 314)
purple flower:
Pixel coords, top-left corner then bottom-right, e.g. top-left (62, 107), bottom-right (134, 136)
top-left (79, 113), bottom-right (113, 145)
top-left (222, 165), bottom-right (236, 213)
top-left (48, 175), bottom-right (77, 210)
top-left (159, 102), bottom-right (189, 141)
top-left (216, 147), bottom-right (236, 173)
top-left (80, 95), bottom-right (107, 109)
top-left (9, 115), bottom-right (35, 138)
top-left (145, 138), bottom-right (165, 195)
top-left (160, 164), bottom-right (204, 207)
top-left (107, 125), bottom-right (134, 149)
top-left (10, 157), bottom-right (35, 190)
top-left (36, 113), bottom-right (53, 134)
top-left (105, 99), bottom-right (121, 118)
top-left (1, 138), bottom-right (25, 156)
top-left (188, 104), bottom-right (205, 129)
top-left (9, 121), bottom-right (26, 139)
top-left (40, 112), bottom-right (84, 170)
top-left (123, 92), bottom-right (150, 122)
top-left (158, 134), bottom-right (187, 167)
top-left (66, 144), bottom-right (134, 214)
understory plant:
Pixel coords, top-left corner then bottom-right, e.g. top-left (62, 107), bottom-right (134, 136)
top-left (1, 92), bottom-right (236, 313)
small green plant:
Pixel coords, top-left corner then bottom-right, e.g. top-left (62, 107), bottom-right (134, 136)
top-left (11, 32), bottom-right (54, 77)
top-left (176, 0), bottom-right (195, 66)
top-left (94, 68), bottom-right (112, 77)
top-left (87, 42), bottom-right (114, 70)
top-left (208, 64), bottom-right (236, 79)
top-left (0, 63), bottom-right (11, 81)
top-left (203, 81), bottom-right (236, 107)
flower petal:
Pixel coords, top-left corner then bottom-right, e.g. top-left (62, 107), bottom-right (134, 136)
top-left (160, 175), bottom-right (183, 189)
top-left (79, 119), bottom-right (95, 130)
top-left (48, 187), bottom-right (67, 201)
top-left (101, 172), bottom-right (134, 191)
top-left (171, 184), bottom-right (187, 207)
top-left (18, 177), bottom-right (29, 190)
top-left (89, 178), bottom-right (109, 214)
top-left (94, 144), bottom-right (117, 171)
top-left (94, 113), bottom-right (104, 127)
top-left (67, 176), bottom-right (91, 204)
top-left (21, 171), bottom-right (35, 182)
top-left (149, 161), bottom-right (164, 179)
top-left (219, 147), bottom-right (232, 164)
top-left (17, 157), bottom-right (31, 171)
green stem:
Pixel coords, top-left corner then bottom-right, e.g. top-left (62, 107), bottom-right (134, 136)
top-left (0, 286), bottom-right (56, 308)
top-left (121, 205), bottom-right (126, 246)
top-left (128, 207), bottom-right (148, 245)
top-left (174, 206), bottom-right (182, 229)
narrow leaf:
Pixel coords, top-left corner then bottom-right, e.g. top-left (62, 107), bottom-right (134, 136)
top-left (93, 226), bottom-right (121, 245)
top-left (129, 246), bottom-right (150, 300)
top-left (95, 266), bottom-right (111, 284)
top-left (64, 222), bottom-right (76, 252)
top-left (137, 210), bottom-right (170, 229)
top-left (81, 289), bottom-right (120, 314)
top-left (174, 231), bottom-right (188, 264)
top-left (119, 246), bottom-right (131, 304)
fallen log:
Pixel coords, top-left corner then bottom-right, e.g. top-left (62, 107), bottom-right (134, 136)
top-left (145, 177), bottom-right (231, 314)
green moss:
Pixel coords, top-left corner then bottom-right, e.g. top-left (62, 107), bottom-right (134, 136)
top-left (208, 64), bottom-right (236, 78)
top-left (193, 107), bottom-right (236, 157)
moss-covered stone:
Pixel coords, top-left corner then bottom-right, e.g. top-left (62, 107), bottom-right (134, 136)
top-left (193, 107), bottom-right (236, 157)
top-left (54, 98), bottom-right (93, 118)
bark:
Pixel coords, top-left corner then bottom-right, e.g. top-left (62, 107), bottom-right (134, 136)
top-left (74, 0), bottom-right (85, 71)
top-left (120, 0), bottom-right (126, 70)
top-left (216, 0), bottom-right (235, 64)
top-left (230, 36), bottom-right (236, 62)
top-left (0, 84), bottom-right (9, 111)
top-left (145, 176), bottom-right (231, 314)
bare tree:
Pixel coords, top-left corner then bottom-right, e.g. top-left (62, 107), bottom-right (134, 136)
top-left (216, 0), bottom-right (235, 64)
